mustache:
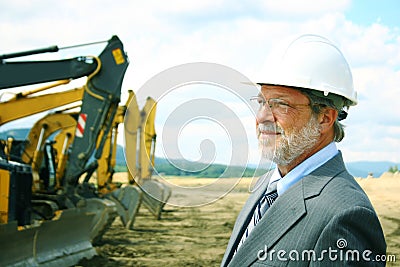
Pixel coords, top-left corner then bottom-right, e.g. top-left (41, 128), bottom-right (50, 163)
top-left (257, 123), bottom-right (284, 134)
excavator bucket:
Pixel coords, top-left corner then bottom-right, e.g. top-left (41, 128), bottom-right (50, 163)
top-left (105, 185), bottom-right (142, 229)
top-left (82, 198), bottom-right (118, 244)
top-left (0, 208), bottom-right (96, 267)
top-left (141, 179), bottom-right (172, 219)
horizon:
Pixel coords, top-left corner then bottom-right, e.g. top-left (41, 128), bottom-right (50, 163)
top-left (1, 126), bottom-right (399, 169)
top-left (1, 0), bottom-right (399, 166)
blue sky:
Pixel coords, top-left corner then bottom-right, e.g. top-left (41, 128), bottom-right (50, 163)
top-left (345, 0), bottom-right (400, 28)
top-left (1, 0), bottom-right (399, 166)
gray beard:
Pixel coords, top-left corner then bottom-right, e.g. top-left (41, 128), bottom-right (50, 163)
top-left (259, 116), bottom-right (321, 166)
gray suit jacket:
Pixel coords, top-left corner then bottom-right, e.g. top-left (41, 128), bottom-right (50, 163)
top-left (221, 152), bottom-right (386, 266)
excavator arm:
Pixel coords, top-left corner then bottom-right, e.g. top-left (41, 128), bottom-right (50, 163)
top-left (0, 38), bottom-right (102, 89)
top-left (20, 112), bottom-right (78, 191)
top-left (0, 84), bottom-right (84, 126)
top-left (0, 57), bottom-right (98, 89)
top-left (139, 97), bottom-right (157, 179)
top-left (0, 37), bottom-right (123, 126)
top-left (125, 95), bottom-right (171, 219)
top-left (62, 35), bottom-right (129, 195)
top-left (97, 90), bottom-right (135, 189)
top-left (0, 35), bottom-right (128, 267)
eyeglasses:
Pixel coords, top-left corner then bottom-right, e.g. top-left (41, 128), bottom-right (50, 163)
top-left (250, 96), bottom-right (311, 115)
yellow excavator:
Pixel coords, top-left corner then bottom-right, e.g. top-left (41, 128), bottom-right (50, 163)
top-left (0, 36), bottom-right (129, 266)
top-left (93, 91), bottom-right (142, 229)
top-left (21, 89), bottom-right (171, 227)
top-left (125, 94), bottom-right (171, 219)
top-left (77, 89), bottom-right (171, 225)
top-left (19, 90), bottom-right (142, 230)
top-left (1, 35), bottom-right (172, 266)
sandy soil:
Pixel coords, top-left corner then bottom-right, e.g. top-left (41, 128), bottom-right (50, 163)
top-left (76, 173), bottom-right (400, 267)
top-left (356, 173), bottom-right (400, 266)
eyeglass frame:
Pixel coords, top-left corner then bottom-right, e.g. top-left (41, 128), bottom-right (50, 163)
top-left (250, 95), bottom-right (313, 116)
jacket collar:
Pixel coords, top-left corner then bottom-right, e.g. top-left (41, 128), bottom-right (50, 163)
top-left (222, 152), bottom-right (347, 267)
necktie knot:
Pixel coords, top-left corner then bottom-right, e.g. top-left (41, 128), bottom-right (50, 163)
top-left (266, 178), bottom-right (279, 194)
top-left (259, 190), bottom-right (278, 215)
top-left (261, 179), bottom-right (279, 214)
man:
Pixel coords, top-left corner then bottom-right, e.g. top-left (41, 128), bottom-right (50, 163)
top-left (221, 35), bottom-right (386, 266)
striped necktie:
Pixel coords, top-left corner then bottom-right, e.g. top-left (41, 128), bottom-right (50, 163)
top-left (234, 179), bottom-right (279, 253)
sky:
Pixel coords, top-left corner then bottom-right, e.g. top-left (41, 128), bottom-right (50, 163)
top-left (1, 0), bottom-right (399, 167)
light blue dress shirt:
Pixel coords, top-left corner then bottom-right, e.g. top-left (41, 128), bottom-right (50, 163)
top-left (268, 142), bottom-right (339, 196)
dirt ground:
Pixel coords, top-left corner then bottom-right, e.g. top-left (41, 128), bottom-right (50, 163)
top-left (356, 173), bottom-right (400, 266)
top-left (76, 173), bottom-right (400, 267)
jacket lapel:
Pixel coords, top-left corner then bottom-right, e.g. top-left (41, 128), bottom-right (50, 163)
top-left (302, 152), bottom-right (347, 199)
top-left (224, 152), bottom-right (347, 266)
top-left (229, 179), bottom-right (306, 266)
top-left (221, 172), bottom-right (273, 266)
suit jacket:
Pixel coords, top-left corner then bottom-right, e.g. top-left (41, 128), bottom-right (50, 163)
top-left (221, 152), bottom-right (386, 266)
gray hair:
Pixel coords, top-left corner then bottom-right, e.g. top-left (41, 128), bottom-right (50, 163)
top-left (300, 89), bottom-right (347, 142)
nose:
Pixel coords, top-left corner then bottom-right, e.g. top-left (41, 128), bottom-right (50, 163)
top-left (256, 105), bottom-right (275, 124)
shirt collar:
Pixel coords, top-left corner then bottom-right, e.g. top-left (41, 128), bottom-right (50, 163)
top-left (268, 142), bottom-right (339, 196)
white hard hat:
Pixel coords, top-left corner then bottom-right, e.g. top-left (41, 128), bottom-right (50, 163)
top-left (258, 34), bottom-right (357, 106)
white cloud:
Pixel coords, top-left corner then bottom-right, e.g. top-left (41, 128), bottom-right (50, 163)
top-left (339, 124), bottom-right (400, 162)
top-left (342, 23), bottom-right (400, 68)
top-left (261, 0), bottom-right (350, 17)
top-left (1, 0), bottom-right (399, 163)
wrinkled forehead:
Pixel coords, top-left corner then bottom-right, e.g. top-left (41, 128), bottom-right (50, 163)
top-left (259, 85), bottom-right (310, 102)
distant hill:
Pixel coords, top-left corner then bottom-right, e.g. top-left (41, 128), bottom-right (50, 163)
top-left (152, 157), bottom-right (268, 177)
top-left (1, 129), bottom-right (398, 178)
top-left (103, 146), bottom-right (400, 177)
top-left (345, 161), bottom-right (399, 178)
top-left (150, 158), bottom-right (399, 178)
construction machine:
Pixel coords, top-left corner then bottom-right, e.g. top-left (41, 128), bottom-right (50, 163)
top-left (85, 90), bottom-right (171, 222)
top-left (125, 93), bottom-right (171, 219)
top-left (24, 89), bottom-right (171, 225)
top-left (0, 36), bottom-right (130, 266)
top-left (21, 91), bottom-right (143, 230)
top-left (95, 90), bottom-right (143, 228)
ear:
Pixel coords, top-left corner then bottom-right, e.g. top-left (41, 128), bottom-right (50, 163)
top-left (318, 108), bottom-right (338, 134)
